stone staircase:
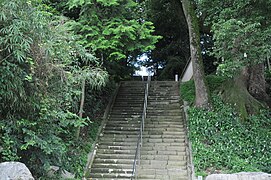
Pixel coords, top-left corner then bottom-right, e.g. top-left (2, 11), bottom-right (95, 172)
top-left (86, 81), bottom-right (189, 180)
top-left (137, 81), bottom-right (189, 180)
top-left (87, 81), bottom-right (146, 179)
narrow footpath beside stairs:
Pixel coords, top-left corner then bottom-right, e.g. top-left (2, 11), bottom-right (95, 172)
top-left (88, 81), bottom-right (146, 179)
top-left (137, 81), bottom-right (189, 180)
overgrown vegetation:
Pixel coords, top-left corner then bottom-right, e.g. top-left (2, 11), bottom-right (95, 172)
top-left (0, 0), bottom-right (109, 178)
top-left (0, 0), bottom-right (159, 178)
top-left (181, 77), bottom-right (271, 177)
top-left (181, 75), bottom-right (226, 104)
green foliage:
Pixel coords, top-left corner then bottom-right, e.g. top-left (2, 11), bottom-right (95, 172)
top-left (0, 0), bottom-right (108, 178)
top-left (266, 69), bottom-right (271, 96)
top-left (198, 0), bottom-right (271, 77)
top-left (68, 0), bottom-right (161, 61)
top-left (181, 75), bottom-right (227, 104)
top-left (206, 75), bottom-right (227, 92)
top-left (181, 80), bottom-right (195, 104)
top-left (144, 0), bottom-right (190, 80)
top-left (188, 96), bottom-right (271, 175)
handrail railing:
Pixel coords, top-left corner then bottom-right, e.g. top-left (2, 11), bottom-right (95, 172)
top-left (131, 75), bottom-right (151, 179)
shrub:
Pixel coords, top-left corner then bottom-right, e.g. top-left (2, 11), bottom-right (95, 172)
top-left (188, 96), bottom-right (271, 176)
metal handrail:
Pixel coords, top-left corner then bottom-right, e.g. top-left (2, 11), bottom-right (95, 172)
top-left (131, 76), bottom-right (151, 179)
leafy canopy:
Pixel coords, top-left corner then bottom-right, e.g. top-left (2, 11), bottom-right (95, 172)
top-left (197, 0), bottom-right (271, 77)
top-left (0, 0), bottom-right (107, 177)
top-left (68, 0), bottom-right (161, 61)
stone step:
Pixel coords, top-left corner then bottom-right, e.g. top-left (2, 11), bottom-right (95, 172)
top-left (102, 130), bottom-right (139, 135)
top-left (136, 169), bottom-right (188, 179)
top-left (143, 131), bottom-right (185, 136)
top-left (90, 167), bottom-right (133, 174)
top-left (147, 109), bottom-right (181, 112)
top-left (88, 173), bottom-right (133, 179)
top-left (115, 98), bottom-right (144, 101)
top-left (143, 127), bottom-right (185, 132)
top-left (148, 104), bottom-right (180, 108)
top-left (114, 102), bottom-right (143, 105)
top-left (146, 114), bottom-right (183, 118)
top-left (93, 158), bottom-right (134, 164)
top-left (120, 83), bottom-right (146, 87)
top-left (113, 103), bottom-right (143, 106)
top-left (111, 107), bottom-right (143, 111)
top-left (108, 117), bottom-right (141, 120)
top-left (91, 163), bottom-right (133, 169)
top-left (143, 124), bottom-right (184, 128)
top-left (140, 154), bottom-right (186, 161)
top-left (95, 153), bottom-right (135, 160)
top-left (148, 96), bottom-right (180, 99)
top-left (105, 123), bottom-right (140, 128)
top-left (139, 160), bottom-right (187, 169)
top-left (100, 133), bottom-right (138, 139)
top-left (98, 144), bottom-right (137, 150)
top-left (96, 149), bottom-right (136, 154)
top-left (147, 105), bottom-right (180, 109)
top-left (140, 151), bottom-right (187, 157)
top-left (114, 100), bottom-right (143, 103)
top-left (148, 101), bottom-right (179, 105)
top-left (98, 141), bottom-right (137, 147)
top-left (141, 145), bottom-right (186, 152)
top-left (144, 120), bottom-right (183, 124)
top-left (141, 143), bottom-right (186, 150)
top-left (144, 121), bottom-right (183, 125)
top-left (116, 93), bottom-right (144, 96)
top-left (109, 113), bottom-right (142, 116)
top-left (100, 136), bottom-right (138, 143)
top-left (148, 90), bottom-right (178, 93)
top-left (106, 121), bottom-right (141, 126)
top-left (99, 137), bottom-right (138, 143)
top-left (142, 134), bottom-right (185, 139)
top-left (109, 112), bottom-right (142, 115)
top-left (147, 112), bottom-right (182, 116)
top-left (139, 159), bottom-right (187, 167)
top-left (104, 127), bottom-right (139, 132)
top-left (146, 119), bottom-right (183, 124)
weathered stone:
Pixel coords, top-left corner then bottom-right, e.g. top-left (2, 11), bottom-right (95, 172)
top-left (206, 172), bottom-right (271, 180)
top-left (48, 166), bottom-right (75, 179)
top-left (0, 161), bottom-right (34, 180)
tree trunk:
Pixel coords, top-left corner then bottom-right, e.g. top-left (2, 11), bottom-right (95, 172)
top-left (248, 63), bottom-right (271, 107)
top-left (181, 0), bottom-right (211, 109)
top-left (76, 79), bottom-right (86, 140)
top-left (220, 67), bottom-right (265, 119)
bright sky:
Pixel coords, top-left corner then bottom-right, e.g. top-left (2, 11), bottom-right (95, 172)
top-left (134, 66), bottom-right (149, 76)
top-left (134, 54), bottom-right (153, 76)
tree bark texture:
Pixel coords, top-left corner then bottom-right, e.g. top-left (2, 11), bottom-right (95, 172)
top-left (220, 67), bottom-right (265, 119)
top-left (181, 0), bottom-right (211, 109)
top-left (248, 63), bottom-right (271, 107)
top-left (76, 79), bottom-right (86, 140)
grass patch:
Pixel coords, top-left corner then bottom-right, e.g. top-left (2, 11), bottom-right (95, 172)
top-left (180, 75), bottom-right (227, 104)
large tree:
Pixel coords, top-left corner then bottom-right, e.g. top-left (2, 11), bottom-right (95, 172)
top-left (68, 0), bottom-right (161, 79)
top-left (181, 0), bottom-right (211, 109)
top-left (198, 0), bottom-right (271, 117)
top-left (143, 0), bottom-right (190, 80)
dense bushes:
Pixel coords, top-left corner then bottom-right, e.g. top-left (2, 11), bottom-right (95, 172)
top-left (181, 76), bottom-right (271, 176)
top-left (0, 1), bottom-right (108, 178)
